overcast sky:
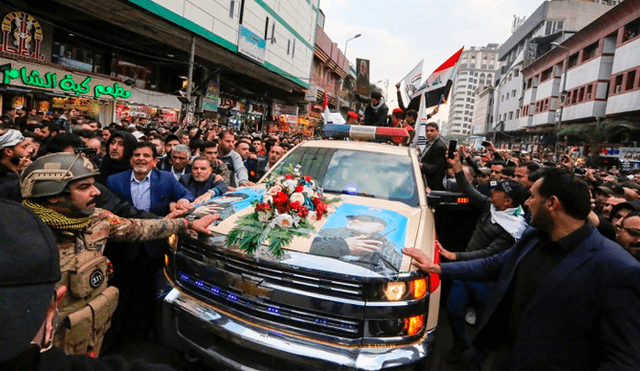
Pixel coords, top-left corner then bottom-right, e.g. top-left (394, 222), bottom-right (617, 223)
top-left (320, 0), bottom-right (543, 109)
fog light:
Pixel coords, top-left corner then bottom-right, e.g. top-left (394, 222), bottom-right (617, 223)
top-left (410, 278), bottom-right (427, 299)
top-left (168, 234), bottom-right (178, 251)
top-left (404, 314), bottom-right (424, 336)
top-left (384, 281), bottom-right (407, 301)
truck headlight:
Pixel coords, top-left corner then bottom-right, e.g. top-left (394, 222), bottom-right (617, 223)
top-left (168, 234), bottom-right (178, 251)
top-left (382, 278), bottom-right (427, 301)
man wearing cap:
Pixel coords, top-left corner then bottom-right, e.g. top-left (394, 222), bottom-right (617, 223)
top-left (346, 112), bottom-right (359, 125)
top-left (436, 152), bottom-right (528, 366)
top-left (19, 153), bottom-right (218, 357)
top-left (310, 214), bottom-right (403, 276)
top-left (0, 199), bottom-right (176, 370)
top-left (0, 129), bottom-right (31, 201)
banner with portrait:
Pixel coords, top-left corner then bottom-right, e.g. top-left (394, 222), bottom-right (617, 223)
top-left (356, 58), bottom-right (370, 96)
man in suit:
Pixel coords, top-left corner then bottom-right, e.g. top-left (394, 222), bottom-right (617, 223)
top-left (107, 142), bottom-right (194, 217)
top-left (404, 167), bottom-right (640, 370)
top-left (419, 122), bottom-right (447, 191)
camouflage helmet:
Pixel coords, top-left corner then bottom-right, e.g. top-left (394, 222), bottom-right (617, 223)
top-left (20, 153), bottom-right (99, 199)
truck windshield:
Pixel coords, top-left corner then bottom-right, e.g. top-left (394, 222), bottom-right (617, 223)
top-left (270, 147), bottom-right (420, 206)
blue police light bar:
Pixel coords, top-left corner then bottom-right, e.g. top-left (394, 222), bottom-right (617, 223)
top-left (322, 124), bottom-right (410, 144)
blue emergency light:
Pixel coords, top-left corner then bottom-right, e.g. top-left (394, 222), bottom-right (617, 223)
top-left (322, 124), bottom-right (410, 144)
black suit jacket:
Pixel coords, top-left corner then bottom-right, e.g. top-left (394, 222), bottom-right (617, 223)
top-left (419, 137), bottom-right (446, 190)
top-left (440, 226), bottom-right (640, 370)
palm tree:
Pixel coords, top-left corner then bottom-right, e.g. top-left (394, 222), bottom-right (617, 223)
top-left (557, 118), bottom-right (640, 153)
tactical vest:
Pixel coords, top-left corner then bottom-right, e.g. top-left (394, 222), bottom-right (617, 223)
top-left (53, 229), bottom-right (118, 357)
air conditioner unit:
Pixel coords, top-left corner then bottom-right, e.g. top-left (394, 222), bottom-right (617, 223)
top-left (615, 85), bottom-right (622, 93)
top-left (621, 132), bottom-right (630, 143)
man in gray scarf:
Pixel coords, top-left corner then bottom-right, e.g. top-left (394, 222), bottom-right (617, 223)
top-left (0, 129), bottom-right (30, 201)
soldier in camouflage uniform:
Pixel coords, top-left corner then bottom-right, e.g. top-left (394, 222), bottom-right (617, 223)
top-left (20, 153), bottom-right (219, 357)
top-left (309, 214), bottom-right (402, 276)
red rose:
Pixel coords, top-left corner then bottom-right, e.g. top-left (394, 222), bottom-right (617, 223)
top-left (316, 203), bottom-right (327, 218)
top-left (286, 174), bottom-right (293, 179)
top-left (290, 201), bottom-right (301, 210)
top-left (255, 202), bottom-right (271, 212)
top-left (295, 185), bottom-right (304, 193)
top-left (273, 192), bottom-right (289, 205)
top-left (311, 197), bottom-right (320, 206)
top-left (297, 206), bottom-right (309, 217)
top-left (305, 176), bottom-right (312, 182)
top-left (277, 204), bottom-right (290, 214)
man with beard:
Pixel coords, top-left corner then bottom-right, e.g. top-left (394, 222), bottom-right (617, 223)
top-left (404, 168), bottom-right (640, 370)
top-left (158, 134), bottom-right (180, 171)
top-left (616, 211), bottom-right (640, 261)
top-left (256, 144), bottom-right (285, 181)
top-left (96, 131), bottom-right (137, 185)
top-left (0, 129), bottom-right (31, 201)
top-left (362, 91), bottom-right (389, 127)
top-left (419, 122), bottom-right (447, 191)
top-left (180, 156), bottom-right (228, 204)
top-left (310, 214), bottom-right (402, 276)
top-left (218, 130), bottom-right (254, 188)
top-left (19, 153), bottom-right (218, 356)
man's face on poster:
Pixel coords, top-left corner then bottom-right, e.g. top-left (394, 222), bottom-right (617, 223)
top-left (347, 219), bottom-right (385, 236)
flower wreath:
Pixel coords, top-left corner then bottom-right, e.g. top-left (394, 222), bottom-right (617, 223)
top-left (226, 164), bottom-right (339, 257)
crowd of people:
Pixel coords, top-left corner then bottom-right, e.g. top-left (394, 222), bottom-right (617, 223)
top-left (0, 108), bottom-right (311, 370)
top-left (2, 98), bottom-right (640, 371)
top-left (410, 119), bottom-right (640, 369)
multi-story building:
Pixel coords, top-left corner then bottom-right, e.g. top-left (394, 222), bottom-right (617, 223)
top-left (486, 0), bottom-right (616, 143)
top-left (444, 43), bottom-right (500, 138)
top-left (0, 0), bottom-right (319, 127)
top-left (472, 85), bottom-right (495, 136)
top-left (521, 0), bottom-right (640, 151)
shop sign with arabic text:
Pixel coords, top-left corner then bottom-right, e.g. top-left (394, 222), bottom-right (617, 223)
top-left (0, 58), bottom-right (131, 100)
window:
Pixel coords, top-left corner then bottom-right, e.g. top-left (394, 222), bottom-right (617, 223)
top-left (614, 74), bottom-right (623, 93)
top-left (508, 112), bottom-right (513, 120)
top-left (516, 110), bottom-right (520, 119)
top-left (586, 84), bottom-right (593, 100)
top-left (568, 53), bottom-right (579, 68)
top-left (526, 78), bottom-right (532, 89)
top-left (626, 70), bottom-right (636, 91)
top-left (505, 94), bottom-right (509, 100)
top-left (514, 69), bottom-right (519, 77)
top-left (623, 18), bottom-right (640, 42)
top-left (540, 67), bottom-right (553, 82)
top-left (582, 42), bottom-right (598, 62)
top-left (512, 89), bottom-right (516, 97)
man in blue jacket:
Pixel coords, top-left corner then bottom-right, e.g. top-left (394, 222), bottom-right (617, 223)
top-left (107, 142), bottom-right (194, 217)
top-left (405, 167), bottom-right (640, 370)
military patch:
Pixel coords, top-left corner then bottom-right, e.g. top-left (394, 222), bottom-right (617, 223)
top-left (90, 269), bottom-right (104, 288)
top-left (106, 212), bottom-right (120, 225)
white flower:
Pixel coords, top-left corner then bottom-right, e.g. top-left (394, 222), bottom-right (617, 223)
top-left (302, 185), bottom-right (314, 197)
top-left (306, 213), bottom-right (317, 223)
top-left (283, 179), bottom-right (298, 193)
top-left (257, 210), bottom-right (271, 222)
top-left (290, 192), bottom-right (305, 205)
top-left (274, 214), bottom-right (294, 228)
top-left (262, 194), bottom-right (273, 204)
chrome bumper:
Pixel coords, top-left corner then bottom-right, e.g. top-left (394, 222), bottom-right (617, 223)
top-left (162, 288), bottom-right (435, 371)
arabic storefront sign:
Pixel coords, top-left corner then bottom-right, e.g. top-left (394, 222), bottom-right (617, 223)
top-left (305, 85), bottom-right (317, 102)
top-left (116, 103), bottom-right (159, 120)
top-left (273, 102), bottom-right (298, 116)
top-left (2, 12), bottom-right (45, 61)
top-left (0, 60), bottom-right (131, 100)
top-left (202, 77), bottom-right (220, 112)
top-left (238, 25), bottom-right (266, 64)
top-left (52, 97), bottom-right (100, 116)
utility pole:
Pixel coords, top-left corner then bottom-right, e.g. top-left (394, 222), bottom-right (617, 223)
top-left (187, 36), bottom-right (196, 102)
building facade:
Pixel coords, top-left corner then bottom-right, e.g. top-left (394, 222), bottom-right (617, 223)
top-left (486, 0), bottom-right (616, 143)
top-left (444, 44), bottom-right (500, 138)
top-left (0, 0), bottom-right (319, 129)
top-left (521, 0), bottom-right (640, 152)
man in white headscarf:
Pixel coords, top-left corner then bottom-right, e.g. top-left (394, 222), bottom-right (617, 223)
top-left (0, 129), bottom-right (30, 201)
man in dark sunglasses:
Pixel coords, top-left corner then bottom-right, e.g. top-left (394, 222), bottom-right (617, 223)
top-left (616, 211), bottom-right (640, 261)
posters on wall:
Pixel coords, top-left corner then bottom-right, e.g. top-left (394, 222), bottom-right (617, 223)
top-left (203, 75), bottom-right (220, 112)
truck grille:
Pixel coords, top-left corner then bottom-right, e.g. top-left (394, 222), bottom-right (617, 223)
top-left (175, 240), bottom-right (367, 339)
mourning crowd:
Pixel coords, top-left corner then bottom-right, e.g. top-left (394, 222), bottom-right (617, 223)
top-left (1, 102), bottom-right (640, 371)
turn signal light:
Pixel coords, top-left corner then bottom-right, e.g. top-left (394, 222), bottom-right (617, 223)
top-left (168, 234), bottom-right (178, 251)
top-left (164, 254), bottom-right (169, 266)
top-left (409, 278), bottom-right (427, 299)
top-left (457, 197), bottom-right (469, 204)
top-left (404, 314), bottom-right (424, 336)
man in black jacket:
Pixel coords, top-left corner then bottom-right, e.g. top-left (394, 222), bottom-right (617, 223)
top-left (419, 122), bottom-right (447, 191)
top-left (97, 131), bottom-right (137, 185)
top-left (438, 152), bottom-right (528, 366)
top-left (362, 91), bottom-right (389, 126)
top-left (180, 156), bottom-right (228, 204)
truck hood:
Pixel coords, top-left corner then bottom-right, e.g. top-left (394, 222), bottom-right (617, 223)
top-left (192, 186), bottom-right (427, 278)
